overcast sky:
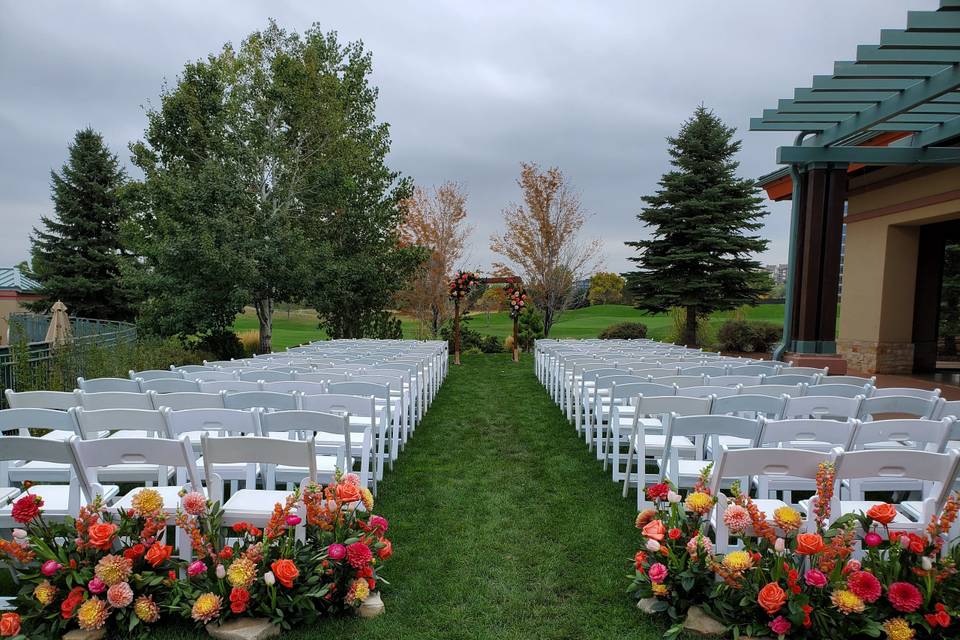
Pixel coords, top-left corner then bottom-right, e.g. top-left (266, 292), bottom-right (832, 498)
top-left (0, 0), bottom-right (939, 275)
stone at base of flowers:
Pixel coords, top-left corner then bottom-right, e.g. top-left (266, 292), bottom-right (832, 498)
top-left (355, 591), bottom-right (385, 618)
top-left (63, 630), bottom-right (107, 640)
top-left (636, 597), bottom-right (661, 614)
top-left (682, 606), bottom-right (726, 636)
top-left (205, 617), bottom-right (281, 640)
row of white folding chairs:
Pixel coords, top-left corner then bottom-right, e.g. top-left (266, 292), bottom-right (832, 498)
top-left (602, 391), bottom-right (952, 484)
top-left (708, 444), bottom-right (960, 552)
top-left (0, 432), bottom-right (326, 550)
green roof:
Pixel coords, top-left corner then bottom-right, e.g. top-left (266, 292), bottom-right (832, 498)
top-left (0, 267), bottom-right (40, 293)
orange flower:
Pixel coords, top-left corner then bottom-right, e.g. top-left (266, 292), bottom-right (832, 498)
top-left (866, 503), bottom-right (897, 525)
top-left (145, 542), bottom-right (173, 568)
top-left (796, 533), bottom-right (824, 555)
top-left (0, 612), bottom-right (20, 637)
top-left (87, 523), bottom-right (118, 551)
top-left (378, 539), bottom-right (393, 561)
top-left (336, 483), bottom-right (362, 503)
top-left (270, 559), bottom-right (299, 589)
top-left (641, 519), bottom-right (666, 542)
top-left (758, 582), bottom-right (787, 615)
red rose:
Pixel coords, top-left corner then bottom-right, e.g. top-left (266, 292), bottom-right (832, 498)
top-left (377, 538), bottom-right (393, 561)
top-left (11, 494), bottom-right (42, 524)
top-left (757, 582), bottom-right (787, 615)
top-left (60, 587), bottom-right (86, 620)
top-left (795, 533), bottom-right (824, 555)
top-left (866, 503), bottom-right (897, 525)
top-left (219, 547), bottom-right (233, 560)
top-left (229, 587), bottom-right (250, 614)
top-left (145, 542), bottom-right (173, 568)
top-left (668, 528), bottom-right (682, 540)
top-left (124, 543), bottom-right (146, 561)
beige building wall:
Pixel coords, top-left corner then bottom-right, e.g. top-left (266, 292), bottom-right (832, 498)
top-left (0, 296), bottom-right (37, 346)
top-left (838, 167), bottom-right (960, 373)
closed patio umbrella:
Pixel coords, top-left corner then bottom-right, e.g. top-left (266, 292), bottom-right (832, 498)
top-left (44, 300), bottom-right (72, 347)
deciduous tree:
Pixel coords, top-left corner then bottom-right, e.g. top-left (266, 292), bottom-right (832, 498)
top-left (625, 106), bottom-right (768, 347)
top-left (588, 272), bottom-right (625, 306)
top-left (491, 163), bottom-right (600, 336)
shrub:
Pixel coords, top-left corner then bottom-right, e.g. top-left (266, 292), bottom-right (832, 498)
top-left (752, 322), bottom-right (783, 352)
top-left (237, 329), bottom-right (260, 356)
top-left (598, 322), bottom-right (648, 340)
top-left (439, 319), bottom-right (483, 352)
top-left (518, 309), bottom-right (545, 352)
top-left (666, 307), bottom-right (712, 346)
top-left (504, 335), bottom-right (516, 352)
top-left (716, 320), bottom-right (782, 353)
top-left (195, 329), bottom-right (245, 360)
top-left (479, 335), bottom-right (503, 353)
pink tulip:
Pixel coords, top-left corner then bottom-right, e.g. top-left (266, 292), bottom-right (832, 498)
top-left (187, 560), bottom-right (207, 577)
top-left (41, 560), bottom-right (61, 576)
top-left (285, 515), bottom-right (301, 527)
top-left (328, 544), bottom-right (346, 560)
top-left (864, 532), bottom-right (883, 548)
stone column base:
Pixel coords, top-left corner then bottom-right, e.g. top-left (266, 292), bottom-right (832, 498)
top-left (837, 340), bottom-right (915, 374)
top-left (785, 353), bottom-right (848, 375)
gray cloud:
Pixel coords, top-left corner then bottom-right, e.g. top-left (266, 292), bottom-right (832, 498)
top-left (0, 0), bottom-right (939, 275)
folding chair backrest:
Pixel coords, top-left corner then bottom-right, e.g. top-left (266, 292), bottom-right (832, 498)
top-left (636, 395), bottom-right (710, 418)
top-left (198, 380), bottom-right (261, 394)
top-left (77, 391), bottom-right (153, 411)
top-left (781, 395), bottom-right (864, 420)
top-left (130, 369), bottom-right (182, 381)
top-left (297, 372), bottom-right (351, 383)
top-left (77, 377), bottom-right (140, 393)
top-left (581, 368), bottom-right (624, 383)
top-left (162, 407), bottom-right (260, 438)
top-left (260, 410), bottom-right (349, 444)
top-left (710, 445), bottom-right (836, 496)
top-left (149, 391), bottom-right (224, 411)
top-left (785, 367), bottom-right (828, 376)
top-left (301, 393), bottom-right (377, 421)
top-left (71, 435), bottom-right (201, 498)
top-left (237, 370), bottom-right (293, 383)
top-left (871, 387), bottom-right (940, 400)
top-left (0, 407), bottom-right (79, 437)
top-left (680, 385), bottom-right (739, 399)
top-left (595, 375), bottom-right (650, 391)
top-left (261, 381), bottom-right (327, 395)
top-left (938, 400), bottom-right (960, 420)
top-left (759, 418), bottom-right (857, 449)
top-left (652, 375), bottom-right (707, 389)
top-left (223, 391), bottom-right (299, 411)
top-left (72, 407), bottom-right (166, 439)
top-left (677, 365), bottom-right (727, 377)
top-left (835, 448), bottom-right (960, 487)
top-left (268, 366), bottom-right (315, 374)
top-left (827, 375), bottom-right (876, 386)
top-left (805, 383), bottom-right (873, 399)
top-left (191, 371), bottom-right (238, 382)
top-left (4, 389), bottom-right (79, 411)
top-left (858, 395), bottom-right (940, 420)
top-left (631, 368), bottom-right (680, 377)
top-left (611, 382), bottom-right (675, 404)
top-left (662, 414), bottom-right (763, 482)
top-left (851, 418), bottom-right (952, 452)
top-left (175, 365), bottom-right (212, 374)
top-left (351, 374), bottom-right (404, 389)
top-left (739, 384), bottom-right (805, 398)
top-left (327, 382), bottom-right (390, 401)
top-left (705, 375), bottom-right (763, 387)
top-left (201, 434), bottom-right (316, 483)
top-left (764, 374), bottom-right (820, 386)
top-left (0, 434), bottom-right (78, 464)
top-left (729, 364), bottom-right (781, 376)
top-left (138, 378), bottom-right (201, 394)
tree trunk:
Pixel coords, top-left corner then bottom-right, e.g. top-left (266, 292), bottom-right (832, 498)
top-left (684, 305), bottom-right (698, 348)
top-left (512, 315), bottom-right (520, 363)
top-left (431, 304), bottom-right (441, 338)
top-left (255, 297), bottom-right (273, 354)
top-left (543, 306), bottom-right (554, 338)
top-left (453, 298), bottom-right (462, 365)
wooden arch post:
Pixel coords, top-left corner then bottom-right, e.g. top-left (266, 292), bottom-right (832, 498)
top-left (480, 276), bottom-right (522, 363)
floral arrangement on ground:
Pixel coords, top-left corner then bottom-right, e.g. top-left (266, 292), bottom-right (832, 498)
top-left (629, 463), bottom-right (960, 640)
top-left (0, 471), bottom-right (392, 639)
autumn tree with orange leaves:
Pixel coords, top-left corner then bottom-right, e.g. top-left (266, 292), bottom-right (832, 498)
top-left (491, 163), bottom-right (600, 336)
top-left (399, 182), bottom-right (473, 337)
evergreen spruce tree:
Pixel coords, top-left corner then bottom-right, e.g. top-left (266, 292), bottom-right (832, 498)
top-left (625, 106), bottom-right (768, 346)
top-left (29, 128), bottom-right (132, 320)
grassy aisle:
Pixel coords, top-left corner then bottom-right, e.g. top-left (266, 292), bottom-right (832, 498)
top-left (137, 353), bottom-right (664, 639)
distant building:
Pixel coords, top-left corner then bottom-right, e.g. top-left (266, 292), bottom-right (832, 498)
top-left (764, 264), bottom-right (788, 285)
top-left (0, 267), bottom-right (42, 345)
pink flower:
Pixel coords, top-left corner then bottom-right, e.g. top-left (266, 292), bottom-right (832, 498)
top-left (346, 542), bottom-right (373, 569)
top-left (768, 616), bottom-right (791, 636)
top-left (844, 559), bottom-right (861, 574)
top-left (187, 560), bottom-right (207, 577)
top-left (369, 515), bottom-right (389, 535)
top-left (327, 544), bottom-right (346, 561)
top-left (648, 563), bottom-right (668, 584)
top-left (285, 515), bottom-right (301, 527)
top-left (848, 571), bottom-right (882, 604)
top-left (722, 504), bottom-right (751, 534)
top-left (343, 473), bottom-right (361, 487)
top-left (686, 533), bottom-right (713, 560)
top-left (181, 491), bottom-right (207, 516)
top-left (887, 581), bottom-right (922, 613)
top-left (863, 532), bottom-right (882, 548)
top-left (87, 577), bottom-right (106, 594)
top-left (41, 560), bottom-right (62, 577)
top-left (107, 581), bottom-right (134, 608)
top-left (804, 569), bottom-right (827, 588)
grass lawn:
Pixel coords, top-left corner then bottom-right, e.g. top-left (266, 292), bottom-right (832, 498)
top-left (233, 304), bottom-right (785, 350)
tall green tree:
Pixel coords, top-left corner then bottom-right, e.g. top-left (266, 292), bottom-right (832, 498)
top-left (128, 21), bottom-right (422, 349)
top-left (625, 106), bottom-right (768, 346)
top-left (29, 128), bottom-right (133, 320)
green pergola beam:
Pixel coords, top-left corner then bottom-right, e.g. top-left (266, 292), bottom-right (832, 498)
top-left (912, 114), bottom-right (960, 146)
top-left (776, 145), bottom-right (960, 165)
top-left (889, 112), bottom-right (960, 123)
top-left (857, 45), bottom-right (960, 63)
top-left (907, 10), bottom-right (960, 30)
top-left (870, 122), bottom-right (938, 131)
top-left (750, 120), bottom-right (833, 131)
top-left (834, 62), bottom-right (951, 78)
top-left (879, 29), bottom-right (960, 48)
top-left (913, 102), bottom-right (960, 113)
top-left (777, 100), bottom-right (875, 113)
top-left (760, 110), bottom-right (850, 123)
top-left (811, 76), bottom-right (922, 91)
top-left (801, 62), bottom-right (960, 146)
top-left (793, 89), bottom-right (895, 103)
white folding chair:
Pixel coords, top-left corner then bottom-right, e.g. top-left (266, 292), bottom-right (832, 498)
top-left (858, 395), bottom-right (941, 421)
top-left (198, 380), bottom-right (261, 394)
top-left (76, 377), bottom-right (140, 393)
top-left (4, 389), bottom-right (79, 411)
top-left (138, 378), bottom-right (200, 394)
top-left (872, 387), bottom-right (940, 400)
top-left (148, 391), bottom-right (224, 411)
top-left (258, 410), bottom-right (350, 488)
top-left (76, 391), bottom-right (153, 411)
top-left (659, 414), bottom-right (763, 491)
top-left (781, 395), bottom-right (864, 420)
top-left (130, 369), bottom-right (183, 381)
top-left (301, 393), bottom-right (385, 493)
top-left (71, 408), bottom-right (173, 485)
top-left (0, 405), bottom-right (80, 444)
top-left (756, 418), bottom-right (857, 502)
top-left (328, 382), bottom-right (399, 467)
top-left (805, 383), bottom-right (873, 399)
top-left (222, 391), bottom-right (299, 411)
top-left (604, 383), bottom-right (678, 480)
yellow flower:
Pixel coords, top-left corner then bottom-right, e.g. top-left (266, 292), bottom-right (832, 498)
top-left (773, 506), bottom-right (802, 532)
top-left (77, 597), bottom-right (109, 630)
top-left (33, 580), bottom-right (57, 606)
top-left (651, 583), bottom-right (669, 597)
top-left (831, 589), bottom-right (865, 615)
top-left (684, 491), bottom-right (713, 515)
top-left (191, 593), bottom-right (222, 623)
top-left (134, 595), bottom-right (160, 623)
top-left (882, 618), bottom-right (915, 640)
top-left (226, 556), bottom-right (256, 589)
top-left (95, 554), bottom-right (133, 586)
top-left (361, 488), bottom-right (374, 511)
top-left (721, 550), bottom-right (753, 572)
top-left (346, 577), bottom-right (370, 606)
top-left (131, 488), bottom-right (164, 516)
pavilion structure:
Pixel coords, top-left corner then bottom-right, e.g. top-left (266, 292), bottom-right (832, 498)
top-left (751, 0), bottom-right (960, 374)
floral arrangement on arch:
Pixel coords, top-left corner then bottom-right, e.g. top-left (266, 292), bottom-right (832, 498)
top-left (0, 488), bottom-right (176, 639)
top-left (169, 471), bottom-right (391, 631)
top-left (630, 461), bottom-right (960, 640)
top-left (448, 270), bottom-right (480, 300)
top-left (504, 284), bottom-right (528, 319)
